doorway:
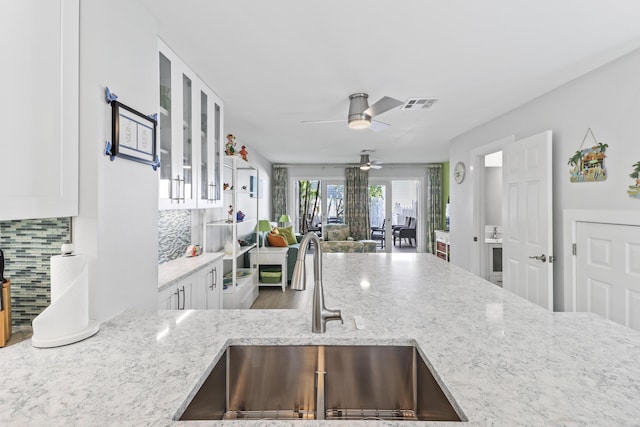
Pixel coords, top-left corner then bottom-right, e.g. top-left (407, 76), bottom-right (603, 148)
top-left (295, 179), bottom-right (321, 235)
top-left (369, 179), bottom-right (419, 253)
top-left (471, 136), bottom-right (513, 279)
top-left (322, 181), bottom-right (345, 229)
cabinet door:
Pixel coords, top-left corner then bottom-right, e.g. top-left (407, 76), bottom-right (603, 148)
top-left (207, 261), bottom-right (223, 309)
top-left (177, 276), bottom-right (194, 310)
top-left (0, 0), bottom-right (79, 220)
top-left (197, 85), bottom-right (223, 208)
top-left (158, 285), bottom-right (179, 310)
top-left (158, 41), bottom-right (197, 210)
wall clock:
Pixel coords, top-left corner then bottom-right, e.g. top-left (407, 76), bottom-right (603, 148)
top-left (454, 161), bottom-right (466, 184)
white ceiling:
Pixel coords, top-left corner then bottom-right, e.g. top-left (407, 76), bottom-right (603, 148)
top-left (139, 0), bottom-right (640, 165)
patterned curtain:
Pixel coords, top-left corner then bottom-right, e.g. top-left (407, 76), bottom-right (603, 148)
top-left (271, 166), bottom-right (288, 221)
top-left (344, 167), bottom-right (370, 240)
top-left (426, 164), bottom-right (443, 253)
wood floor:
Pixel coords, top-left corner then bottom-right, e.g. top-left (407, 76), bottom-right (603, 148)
top-left (250, 284), bottom-right (312, 309)
top-left (251, 255), bottom-right (314, 309)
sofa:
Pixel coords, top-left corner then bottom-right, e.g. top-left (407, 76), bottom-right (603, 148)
top-left (320, 224), bottom-right (377, 253)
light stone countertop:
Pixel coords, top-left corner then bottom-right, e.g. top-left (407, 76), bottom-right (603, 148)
top-left (2, 253), bottom-right (640, 426)
top-left (158, 252), bottom-right (226, 291)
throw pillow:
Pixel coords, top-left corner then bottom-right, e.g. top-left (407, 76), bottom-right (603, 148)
top-left (327, 227), bottom-right (350, 241)
top-left (272, 227), bottom-right (279, 234)
top-left (266, 232), bottom-right (288, 247)
top-left (279, 226), bottom-right (297, 245)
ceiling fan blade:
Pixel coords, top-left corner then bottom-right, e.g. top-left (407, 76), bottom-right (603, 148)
top-left (301, 119), bottom-right (346, 124)
top-left (364, 96), bottom-right (403, 117)
top-left (368, 119), bottom-right (391, 132)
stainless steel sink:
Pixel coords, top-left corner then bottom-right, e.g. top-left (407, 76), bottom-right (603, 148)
top-left (179, 345), bottom-right (464, 422)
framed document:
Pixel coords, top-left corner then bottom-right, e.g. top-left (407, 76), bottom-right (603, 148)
top-left (110, 100), bottom-right (157, 167)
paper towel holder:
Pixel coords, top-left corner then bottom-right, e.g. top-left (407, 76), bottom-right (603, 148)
top-left (31, 250), bottom-right (100, 348)
top-left (61, 243), bottom-right (74, 256)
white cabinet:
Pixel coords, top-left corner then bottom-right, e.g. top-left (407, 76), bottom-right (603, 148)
top-left (196, 86), bottom-right (223, 208)
top-left (158, 277), bottom-right (193, 310)
top-left (158, 255), bottom-right (224, 310)
top-left (158, 40), bottom-right (223, 210)
top-left (0, 0), bottom-right (79, 221)
top-left (195, 259), bottom-right (223, 309)
top-left (435, 230), bottom-right (450, 262)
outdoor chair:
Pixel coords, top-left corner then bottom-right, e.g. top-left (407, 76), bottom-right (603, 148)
top-left (393, 217), bottom-right (416, 247)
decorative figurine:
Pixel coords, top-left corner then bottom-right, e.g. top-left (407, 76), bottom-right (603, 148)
top-left (239, 145), bottom-right (248, 161)
top-left (225, 134), bottom-right (236, 156)
top-left (223, 182), bottom-right (230, 190)
top-left (227, 205), bottom-right (234, 222)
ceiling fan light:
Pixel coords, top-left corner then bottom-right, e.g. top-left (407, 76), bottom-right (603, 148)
top-left (349, 117), bottom-right (370, 129)
top-left (348, 93), bottom-right (371, 130)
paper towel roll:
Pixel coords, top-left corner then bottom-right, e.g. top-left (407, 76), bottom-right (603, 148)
top-left (51, 254), bottom-right (87, 304)
top-left (32, 253), bottom-right (99, 348)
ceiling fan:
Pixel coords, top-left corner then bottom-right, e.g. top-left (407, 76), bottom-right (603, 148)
top-left (359, 150), bottom-right (383, 170)
top-left (302, 93), bottom-right (404, 132)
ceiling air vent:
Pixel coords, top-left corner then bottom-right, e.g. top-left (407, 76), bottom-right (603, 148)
top-left (402, 98), bottom-right (439, 111)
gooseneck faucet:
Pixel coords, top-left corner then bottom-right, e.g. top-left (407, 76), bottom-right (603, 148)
top-left (291, 232), bottom-right (343, 333)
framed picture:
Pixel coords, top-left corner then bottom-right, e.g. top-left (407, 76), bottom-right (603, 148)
top-left (110, 100), bottom-right (157, 166)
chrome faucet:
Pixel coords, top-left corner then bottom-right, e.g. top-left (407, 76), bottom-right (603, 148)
top-left (291, 232), bottom-right (343, 333)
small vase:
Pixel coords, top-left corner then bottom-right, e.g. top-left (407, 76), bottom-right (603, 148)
top-left (224, 240), bottom-right (235, 254)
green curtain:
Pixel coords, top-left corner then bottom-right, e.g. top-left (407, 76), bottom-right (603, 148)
top-left (271, 166), bottom-right (288, 221)
top-left (344, 167), bottom-right (370, 240)
top-left (426, 164), bottom-right (443, 253)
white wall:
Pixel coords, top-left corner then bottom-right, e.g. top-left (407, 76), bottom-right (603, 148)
top-left (75, 0), bottom-right (159, 321)
top-left (450, 48), bottom-right (640, 311)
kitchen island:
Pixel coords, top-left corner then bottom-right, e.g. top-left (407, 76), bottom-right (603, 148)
top-left (1, 253), bottom-right (640, 425)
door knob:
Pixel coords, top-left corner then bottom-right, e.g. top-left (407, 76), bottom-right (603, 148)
top-left (529, 254), bottom-right (547, 262)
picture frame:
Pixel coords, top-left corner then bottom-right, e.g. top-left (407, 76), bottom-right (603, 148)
top-left (110, 100), bottom-right (157, 167)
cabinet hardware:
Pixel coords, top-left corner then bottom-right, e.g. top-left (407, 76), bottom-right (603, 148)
top-left (174, 288), bottom-right (180, 310)
top-left (179, 286), bottom-right (185, 310)
top-left (171, 175), bottom-right (185, 203)
top-left (208, 182), bottom-right (215, 202)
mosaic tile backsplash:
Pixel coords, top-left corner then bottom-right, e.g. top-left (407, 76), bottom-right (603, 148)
top-left (0, 217), bottom-right (71, 326)
top-left (158, 210), bottom-right (191, 264)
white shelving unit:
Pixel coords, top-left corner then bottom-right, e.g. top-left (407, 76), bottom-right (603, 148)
top-left (204, 156), bottom-right (259, 309)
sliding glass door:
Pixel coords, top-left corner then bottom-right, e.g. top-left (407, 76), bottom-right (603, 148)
top-left (321, 181), bottom-right (345, 237)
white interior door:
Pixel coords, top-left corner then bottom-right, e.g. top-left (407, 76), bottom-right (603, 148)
top-left (576, 222), bottom-right (640, 331)
top-left (502, 130), bottom-right (553, 310)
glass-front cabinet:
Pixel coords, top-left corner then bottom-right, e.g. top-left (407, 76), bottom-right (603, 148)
top-left (158, 39), bottom-right (222, 210)
top-left (198, 87), bottom-right (223, 208)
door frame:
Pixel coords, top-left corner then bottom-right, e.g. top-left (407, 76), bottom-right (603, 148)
top-left (369, 179), bottom-right (393, 252)
top-left (470, 135), bottom-right (514, 277)
top-left (563, 209), bottom-right (640, 312)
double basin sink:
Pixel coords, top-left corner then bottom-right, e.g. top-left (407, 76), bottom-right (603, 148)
top-left (179, 344), bottom-right (464, 422)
